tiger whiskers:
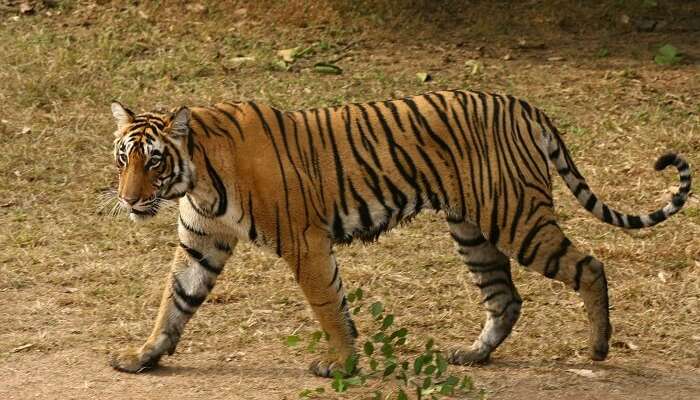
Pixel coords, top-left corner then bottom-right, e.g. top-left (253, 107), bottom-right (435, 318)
top-left (96, 188), bottom-right (126, 217)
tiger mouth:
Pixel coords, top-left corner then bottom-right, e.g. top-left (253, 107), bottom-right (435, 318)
top-left (130, 208), bottom-right (156, 216)
top-left (128, 206), bottom-right (159, 222)
top-left (127, 198), bottom-right (161, 220)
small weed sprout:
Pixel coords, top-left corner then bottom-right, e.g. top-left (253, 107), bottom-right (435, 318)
top-left (290, 288), bottom-right (476, 399)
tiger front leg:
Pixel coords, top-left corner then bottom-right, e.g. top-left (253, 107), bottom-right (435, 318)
top-left (110, 232), bottom-right (235, 373)
top-left (291, 244), bottom-right (358, 378)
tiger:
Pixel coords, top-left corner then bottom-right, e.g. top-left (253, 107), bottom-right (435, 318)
top-left (107, 90), bottom-right (691, 377)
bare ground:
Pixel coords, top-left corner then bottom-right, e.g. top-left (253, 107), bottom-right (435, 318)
top-left (1, 1), bottom-right (699, 399)
top-left (1, 348), bottom-right (699, 400)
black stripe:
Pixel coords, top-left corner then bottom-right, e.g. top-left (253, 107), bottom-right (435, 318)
top-left (403, 96), bottom-right (467, 219)
top-left (368, 103), bottom-right (420, 191)
top-left (212, 104), bottom-right (244, 141)
top-left (331, 204), bottom-right (349, 243)
top-left (482, 290), bottom-right (508, 304)
top-left (186, 194), bottom-right (208, 217)
top-left (476, 277), bottom-right (510, 289)
top-left (180, 242), bottom-right (222, 274)
top-left (423, 94), bottom-right (465, 159)
top-left (489, 298), bottom-right (523, 320)
top-left (573, 182), bottom-right (589, 197)
top-left (328, 264), bottom-right (339, 287)
top-left (517, 218), bottom-right (557, 266)
top-left (509, 184), bottom-right (525, 244)
top-left (415, 146), bottom-right (449, 206)
top-left (179, 216), bottom-right (206, 236)
top-left (274, 205), bottom-right (282, 256)
top-left (383, 100), bottom-right (405, 132)
top-left (613, 210), bottom-right (625, 225)
top-left (451, 231), bottom-right (486, 247)
top-left (273, 109), bottom-right (306, 259)
top-left (191, 113), bottom-right (221, 138)
top-left (544, 238), bottom-right (571, 278)
top-left (347, 316), bottom-right (358, 338)
top-left (323, 108), bottom-right (349, 214)
top-left (548, 147), bottom-right (560, 160)
top-left (215, 241), bottom-right (232, 254)
top-left (172, 296), bottom-right (193, 315)
top-left (356, 104), bottom-right (378, 142)
top-left (601, 205), bottom-right (613, 224)
top-left (672, 194), bottom-right (685, 206)
top-left (584, 194), bottom-right (597, 212)
top-left (348, 180), bottom-right (373, 232)
top-left (573, 255), bottom-right (593, 291)
top-left (649, 210), bottom-right (665, 223)
top-left (384, 177), bottom-right (407, 218)
top-left (247, 192), bottom-right (257, 241)
top-left (626, 215), bottom-right (643, 229)
top-left (489, 199), bottom-right (501, 245)
top-left (172, 277), bottom-right (206, 308)
top-left (202, 152), bottom-right (228, 217)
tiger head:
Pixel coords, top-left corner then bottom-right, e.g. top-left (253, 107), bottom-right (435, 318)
top-left (111, 102), bottom-right (195, 221)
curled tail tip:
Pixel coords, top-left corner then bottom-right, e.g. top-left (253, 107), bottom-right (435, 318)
top-left (654, 152), bottom-right (678, 171)
top-left (654, 151), bottom-right (691, 212)
top-left (654, 152), bottom-right (689, 172)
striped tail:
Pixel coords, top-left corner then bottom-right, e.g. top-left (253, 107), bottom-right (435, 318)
top-left (543, 131), bottom-right (692, 229)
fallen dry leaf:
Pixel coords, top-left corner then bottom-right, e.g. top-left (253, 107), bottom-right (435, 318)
top-left (11, 343), bottom-right (34, 353)
top-left (185, 3), bottom-right (206, 13)
top-left (567, 369), bottom-right (605, 379)
top-left (19, 2), bottom-right (34, 15)
top-left (612, 340), bottom-right (640, 351)
top-left (277, 48), bottom-right (299, 63)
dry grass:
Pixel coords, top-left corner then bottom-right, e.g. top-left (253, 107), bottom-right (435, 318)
top-left (0, 1), bottom-right (699, 399)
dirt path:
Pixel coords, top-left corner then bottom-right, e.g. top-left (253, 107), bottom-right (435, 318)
top-left (2, 349), bottom-right (698, 399)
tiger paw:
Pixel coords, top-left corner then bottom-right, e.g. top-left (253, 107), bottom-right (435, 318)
top-left (590, 341), bottom-right (609, 361)
top-left (446, 348), bottom-right (490, 366)
top-left (309, 358), bottom-right (345, 378)
top-left (110, 348), bottom-right (161, 373)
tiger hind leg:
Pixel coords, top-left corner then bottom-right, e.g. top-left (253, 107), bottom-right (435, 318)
top-left (446, 220), bottom-right (522, 365)
top-left (515, 221), bottom-right (612, 361)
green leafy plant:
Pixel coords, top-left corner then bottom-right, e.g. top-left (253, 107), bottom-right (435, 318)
top-left (596, 47), bottom-right (610, 58)
top-left (289, 288), bottom-right (476, 399)
top-left (654, 44), bottom-right (683, 66)
top-left (313, 62), bottom-right (343, 75)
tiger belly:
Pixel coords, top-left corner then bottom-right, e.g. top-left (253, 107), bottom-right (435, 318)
top-left (328, 192), bottom-right (437, 244)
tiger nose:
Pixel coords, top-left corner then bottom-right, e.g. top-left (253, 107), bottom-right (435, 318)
top-left (120, 195), bottom-right (139, 206)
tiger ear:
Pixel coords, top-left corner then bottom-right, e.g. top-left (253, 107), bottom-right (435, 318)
top-left (167, 106), bottom-right (190, 139)
top-left (111, 101), bottom-right (135, 132)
